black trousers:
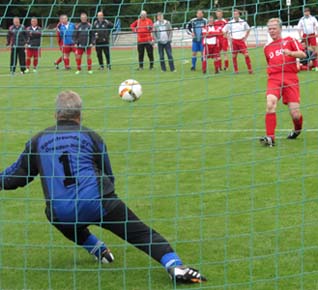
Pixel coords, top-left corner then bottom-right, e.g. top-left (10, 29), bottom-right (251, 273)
top-left (95, 42), bottom-right (110, 67)
top-left (10, 46), bottom-right (26, 73)
top-left (51, 198), bottom-right (173, 263)
top-left (137, 42), bottom-right (154, 68)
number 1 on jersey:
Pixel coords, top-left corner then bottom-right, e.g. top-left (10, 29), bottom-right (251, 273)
top-left (59, 151), bottom-right (76, 187)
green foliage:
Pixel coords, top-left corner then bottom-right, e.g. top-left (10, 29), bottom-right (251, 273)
top-left (1, 0), bottom-right (316, 29)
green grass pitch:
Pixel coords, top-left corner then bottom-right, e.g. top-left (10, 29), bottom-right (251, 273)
top-left (0, 46), bottom-right (318, 290)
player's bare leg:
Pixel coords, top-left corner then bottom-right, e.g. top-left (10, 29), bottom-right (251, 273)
top-left (260, 94), bottom-right (277, 147)
top-left (287, 102), bottom-right (303, 139)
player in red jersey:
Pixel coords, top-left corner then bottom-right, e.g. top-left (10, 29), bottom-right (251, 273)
top-left (214, 9), bottom-right (229, 70)
top-left (54, 15), bottom-right (64, 69)
top-left (260, 18), bottom-right (306, 147)
top-left (202, 16), bottom-right (222, 74)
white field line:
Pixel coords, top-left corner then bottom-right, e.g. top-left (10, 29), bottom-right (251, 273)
top-left (1, 128), bottom-right (318, 134)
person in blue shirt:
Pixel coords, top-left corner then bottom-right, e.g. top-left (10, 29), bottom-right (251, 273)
top-left (0, 91), bottom-right (206, 285)
top-left (186, 10), bottom-right (208, 71)
top-left (57, 15), bottom-right (76, 69)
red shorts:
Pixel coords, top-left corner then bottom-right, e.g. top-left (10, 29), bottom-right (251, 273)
top-left (218, 37), bottom-right (228, 51)
top-left (266, 73), bottom-right (300, 104)
top-left (75, 47), bottom-right (92, 56)
top-left (302, 33), bottom-right (317, 46)
top-left (62, 45), bottom-right (76, 54)
top-left (204, 44), bottom-right (220, 58)
top-left (232, 39), bottom-right (248, 54)
top-left (26, 48), bottom-right (39, 58)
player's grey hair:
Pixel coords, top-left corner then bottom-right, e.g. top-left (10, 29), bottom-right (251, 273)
top-left (56, 91), bottom-right (82, 120)
top-left (140, 10), bottom-right (147, 16)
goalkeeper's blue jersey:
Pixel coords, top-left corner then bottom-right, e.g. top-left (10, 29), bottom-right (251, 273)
top-left (0, 120), bottom-right (115, 224)
top-left (187, 17), bottom-right (208, 42)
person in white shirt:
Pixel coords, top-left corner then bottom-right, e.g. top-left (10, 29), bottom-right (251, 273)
top-left (222, 9), bottom-right (253, 74)
top-left (297, 7), bottom-right (318, 69)
top-left (201, 16), bottom-right (222, 74)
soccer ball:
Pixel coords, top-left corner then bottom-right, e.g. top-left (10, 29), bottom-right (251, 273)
top-left (118, 79), bottom-right (142, 102)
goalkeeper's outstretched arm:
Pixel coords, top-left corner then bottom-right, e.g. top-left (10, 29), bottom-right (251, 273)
top-left (0, 140), bottom-right (38, 190)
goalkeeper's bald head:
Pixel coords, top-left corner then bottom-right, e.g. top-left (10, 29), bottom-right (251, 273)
top-left (55, 91), bottom-right (82, 123)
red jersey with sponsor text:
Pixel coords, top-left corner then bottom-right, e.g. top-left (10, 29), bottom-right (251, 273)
top-left (264, 36), bottom-right (304, 75)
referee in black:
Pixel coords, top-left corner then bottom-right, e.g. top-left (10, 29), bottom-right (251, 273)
top-left (0, 91), bottom-right (206, 285)
top-left (6, 17), bottom-right (27, 74)
top-left (92, 11), bottom-right (113, 70)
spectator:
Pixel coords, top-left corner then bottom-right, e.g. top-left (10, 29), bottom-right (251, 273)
top-left (297, 7), bottom-right (318, 70)
top-left (186, 10), bottom-right (207, 71)
top-left (92, 11), bottom-right (113, 70)
top-left (58, 14), bottom-right (76, 70)
top-left (214, 9), bottom-right (229, 71)
top-left (223, 9), bottom-right (253, 74)
top-left (202, 16), bottom-right (222, 74)
top-left (130, 10), bottom-right (154, 70)
top-left (25, 17), bottom-right (42, 73)
top-left (297, 40), bottom-right (317, 71)
top-left (73, 12), bottom-right (94, 74)
top-left (54, 15), bottom-right (65, 69)
top-left (153, 12), bottom-right (175, 72)
top-left (6, 17), bottom-right (27, 75)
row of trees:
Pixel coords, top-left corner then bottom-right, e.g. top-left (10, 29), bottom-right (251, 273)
top-left (0, 0), bottom-right (315, 29)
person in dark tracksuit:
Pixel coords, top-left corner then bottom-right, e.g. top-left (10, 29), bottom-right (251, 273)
top-left (92, 11), bottom-right (113, 70)
top-left (25, 17), bottom-right (42, 73)
top-left (0, 91), bottom-right (206, 285)
top-left (73, 12), bottom-right (94, 74)
top-left (6, 17), bottom-right (28, 74)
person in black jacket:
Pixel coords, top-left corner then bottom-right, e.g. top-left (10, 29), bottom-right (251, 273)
top-left (92, 11), bottom-right (113, 70)
top-left (73, 12), bottom-right (94, 74)
top-left (25, 17), bottom-right (42, 73)
top-left (0, 90), bottom-right (207, 285)
top-left (6, 17), bottom-right (28, 74)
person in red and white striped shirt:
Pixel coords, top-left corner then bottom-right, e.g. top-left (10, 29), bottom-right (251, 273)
top-left (260, 18), bottom-right (306, 147)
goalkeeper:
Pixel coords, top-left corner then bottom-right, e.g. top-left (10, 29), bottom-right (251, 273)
top-left (0, 91), bottom-right (206, 285)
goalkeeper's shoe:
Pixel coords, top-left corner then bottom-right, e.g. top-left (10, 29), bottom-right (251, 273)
top-left (287, 130), bottom-right (301, 139)
top-left (259, 136), bottom-right (275, 147)
top-left (96, 249), bottom-right (114, 264)
top-left (168, 266), bottom-right (207, 284)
